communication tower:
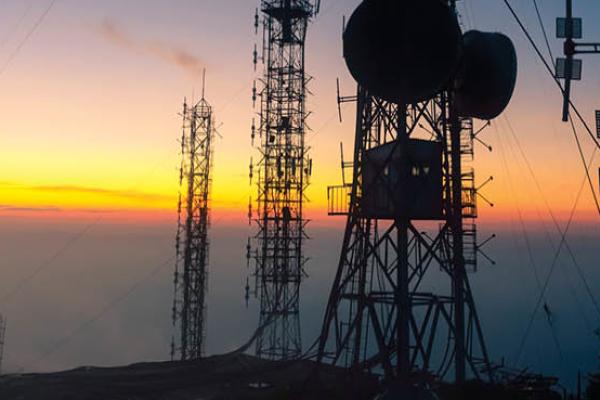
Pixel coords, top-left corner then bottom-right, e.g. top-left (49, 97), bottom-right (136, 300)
top-left (247, 0), bottom-right (320, 360)
top-left (318, 0), bottom-right (516, 384)
top-left (171, 77), bottom-right (214, 361)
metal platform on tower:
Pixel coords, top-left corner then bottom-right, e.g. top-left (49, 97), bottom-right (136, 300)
top-left (316, 0), bottom-right (516, 385)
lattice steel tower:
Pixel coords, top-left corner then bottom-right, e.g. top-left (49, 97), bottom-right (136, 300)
top-left (247, 0), bottom-right (320, 360)
top-left (318, 0), bottom-right (516, 384)
top-left (171, 79), bottom-right (214, 361)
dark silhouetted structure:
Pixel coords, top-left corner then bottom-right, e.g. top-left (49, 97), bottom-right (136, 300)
top-left (318, 0), bottom-right (516, 385)
top-left (556, 0), bottom-right (600, 121)
top-left (247, 0), bottom-right (320, 361)
top-left (588, 372), bottom-right (600, 400)
top-left (0, 315), bottom-right (5, 374)
top-left (171, 78), bottom-right (214, 361)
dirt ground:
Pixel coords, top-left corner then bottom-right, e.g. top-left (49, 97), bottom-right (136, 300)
top-left (0, 353), bottom-right (379, 400)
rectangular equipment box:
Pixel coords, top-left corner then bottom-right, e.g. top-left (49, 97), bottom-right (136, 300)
top-left (361, 139), bottom-right (444, 220)
top-left (555, 57), bottom-right (582, 80)
top-left (556, 17), bottom-right (582, 39)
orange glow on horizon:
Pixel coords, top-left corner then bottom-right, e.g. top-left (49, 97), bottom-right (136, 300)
top-left (0, 0), bottom-right (598, 230)
top-left (1, 201), bottom-right (597, 230)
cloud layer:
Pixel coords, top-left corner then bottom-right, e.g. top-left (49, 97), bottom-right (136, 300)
top-left (31, 184), bottom-right (172, 202)
top-left (100, 18), bottom-right (204, 78)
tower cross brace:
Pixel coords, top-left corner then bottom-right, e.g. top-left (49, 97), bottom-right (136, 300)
top-left (317, 88), bottom-right (493, 383)
top-left (171, 93), bottom-right (214, 361)
top-left (247, 0), bottom-right (319, 361)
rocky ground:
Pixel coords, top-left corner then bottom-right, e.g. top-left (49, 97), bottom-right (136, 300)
top-left (0, 353), bottom-right (566, 400)
top-left (0, 353), bottom-right (379, 400)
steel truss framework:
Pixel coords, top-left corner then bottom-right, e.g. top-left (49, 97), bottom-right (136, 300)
top-left (248, 0), bottom-right (319, 361)
top-left (171, 96), bottom-right (214, 361)
top-left (317, 86), bottom-right (493, 383)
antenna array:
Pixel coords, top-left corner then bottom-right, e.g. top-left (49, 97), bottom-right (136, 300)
top-left (171, 85), bottom-right (214, 361)
top-left (247, 0), bottom-right (319, 360)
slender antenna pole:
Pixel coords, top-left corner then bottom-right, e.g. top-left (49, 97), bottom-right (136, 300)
top-left (202, 69), bottom-right (206, 100)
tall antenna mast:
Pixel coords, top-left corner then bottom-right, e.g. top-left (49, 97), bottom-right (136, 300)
top-left (247, 0), bottom-right (319, 360)
top-left (171, 82), bottom-right (215, 360)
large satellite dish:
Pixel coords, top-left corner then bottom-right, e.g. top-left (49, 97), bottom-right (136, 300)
top-left (454, 30), bottom-right (518, 120)
top-left (343, 0), bottom-right (462, 104)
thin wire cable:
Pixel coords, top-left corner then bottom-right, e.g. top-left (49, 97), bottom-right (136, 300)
top-left (0, 153), bottom-right (171, 306)
top-left (0, 0), bottom-right (58, 76)
top-left (499, 2), bottom-right (600, 362)
top-left (8, 87), bottom-right (252, 368)
top-left (537, 210), bottom-right (595, 333)
top-left (502, 116), bottom-right (600, 323)
top-left (494, 121), bottom-right (564, 361)
top-left (0, 218), bottom-right (100, 305)
top-left (562, 241), bottom-right (600, 324)
top-left (502, 0), bottom-right (600, 152)
top-left (0, 78), bottom-right (248, 306)
top-left (503, 116), bottom-right (600, 363)
top-left (532, 0), bottom-right (554, 62)
top-left (513, 172), bottom-right (588, 366)
top-left (0, 1), bottom-right (34, 47)
top-left (28, 255), bottom-right (175, 368)
top-left (569, 115), bottom-right (600, 216)
top-left (502, 0), bottom-right (600, 222)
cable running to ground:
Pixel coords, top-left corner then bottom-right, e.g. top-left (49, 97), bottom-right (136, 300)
top-left (532, 0), bottom-right (554, 61)
top-left (568, 116), bottom-right (600, 215)
top-left (494, 121), bottom-right (564, 361)
top-left (0, 1), bottom-right (34, 47)
top-left (502, 116), bottom-right (600, 323)
top-left (28, 255), bottom-right (175, 369)
top-left (0, 0), bottom-right (57, 76)
top-left (499, 3), bottom-right (600, 362)
top-left (513, 169), bottom-right (588, 366)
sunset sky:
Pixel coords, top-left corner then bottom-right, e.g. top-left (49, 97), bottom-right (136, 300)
top-left (0, 0), bottom-right (598, 389)
top-left (0, 0), bottom-right (598, 224)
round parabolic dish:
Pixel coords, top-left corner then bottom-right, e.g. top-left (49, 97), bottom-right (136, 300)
top-left (343, 0), bottom-right (463, 104)
top-left (454, 30), bottom-right (518, 120)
